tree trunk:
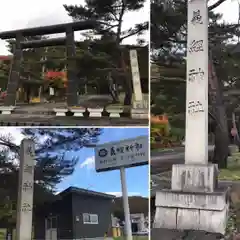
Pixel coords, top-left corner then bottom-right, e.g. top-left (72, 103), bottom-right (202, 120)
top-left (232, 112), bottom-right (240, 148)
top-left (115, 2), bottom-right (132, 105)
top-left (108, 72), bottom-right (119, 103)
top-left (120, 50), bottom-right (132, 105)
top-left (209, 52), bottom-right (229, 169)
top-left (212, 125), bottom-right (229, 168)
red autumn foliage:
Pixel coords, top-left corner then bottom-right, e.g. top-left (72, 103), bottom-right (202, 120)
top-left (45, 71), bottom-right (66, 80)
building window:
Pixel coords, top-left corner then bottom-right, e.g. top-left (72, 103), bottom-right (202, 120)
top-left (46, 216), bottom-right (58, 229)
top-left (82, 213), bottom-right (99, 224)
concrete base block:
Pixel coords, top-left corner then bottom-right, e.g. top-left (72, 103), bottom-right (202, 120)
top-left (2, 110), bottom-right (11, 115)
top-left (0, 106), bottom-right (15, 115)
top-left (87, 108), bottom-right (103, 118)
top-left (131, 108), bottom-right (148, 119)
top-left (109, 113), bottom-right (121, 118)
top-left (177, 208), bottom-right (199, 230)
top-left (70, 108), bottom-right (86, 117)
top-left (153, 207), bottom-right (177, 229)
top-left (171, 164), bottom-right (219, 192)
top-left (53, 108), bottom-right (68, 116)
top-left (155, 189), bottom-right (228, 210)
top-left (131, 113), bottom-right (149, 119)
top-left (106, 108), bottom-right (123, 118)
top-left (154, 205), bottom-right (228, 234)
top-left (73, 112), bottom-right (84, 117)
top-left (199, 204), bottom-right (229, 234)
top-left (154, 187), bottom-right (229, 234)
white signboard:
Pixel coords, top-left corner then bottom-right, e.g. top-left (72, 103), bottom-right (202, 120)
top-left (94, 136), bottom-right (148, 172)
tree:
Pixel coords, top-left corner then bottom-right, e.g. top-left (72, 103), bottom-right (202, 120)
top-left (64, 0), bottom-right (148, 104)
top-left (0, 128), bottom-right (103, 228)
top-left (151, 0), bottom-right (240, 168)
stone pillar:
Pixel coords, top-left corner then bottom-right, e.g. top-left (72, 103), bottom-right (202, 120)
top-left (65, 26), bottom-right (78, 107)
top-left (4, 33), bottom-right (23, 106)
top-left (16, 139), bottom-right (35, 240)
top-left (129, 50), bottom-right (148, 118)
top-left (153, 0), bottom-right (229, 236)
top-left (129, 49), bottom-right (143, 102)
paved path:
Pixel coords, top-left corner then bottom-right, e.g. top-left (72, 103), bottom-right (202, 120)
top-left (0, 114), bottom-right (147, 126)
top-left (0, 95), bottom-right (114, 112)
top-left (14, 102), bottom-right (64, 114)
top-left (0, 97), bottom-right (148, 126)
top-left (151, 145), bottom-right (238, 174)
top-left (151, 228), bottom-right (223, 240)
top-left (150, 146), bottom-right (217, 174)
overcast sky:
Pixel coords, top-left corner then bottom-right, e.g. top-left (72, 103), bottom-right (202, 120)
top-left (0, 0), bottom-right (149, 55)
top-left (213, 0), bottom-right (240, 22)
top-left (0, 0), bottom-right (237, 55)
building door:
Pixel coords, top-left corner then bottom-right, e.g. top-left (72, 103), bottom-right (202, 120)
top-left (45, 216), bottom-right (57, 240)
top-left (131, 222), bottom-right (138, 233)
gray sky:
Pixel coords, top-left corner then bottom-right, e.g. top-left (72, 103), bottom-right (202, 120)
top-left (213, 0), bottom-right (239, 23)
top-left (0, 0), bottom-right (149, 55)
top-left (0, 0), bottom-right (237, 55)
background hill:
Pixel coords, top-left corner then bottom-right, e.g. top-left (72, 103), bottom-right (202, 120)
top-left (112, 196), bottom-right (148, 220)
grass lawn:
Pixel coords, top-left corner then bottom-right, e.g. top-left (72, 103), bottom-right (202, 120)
top-left (219, 152), bottom-right (240, 180)
top-left (0, 228), bottom-right (6, 238)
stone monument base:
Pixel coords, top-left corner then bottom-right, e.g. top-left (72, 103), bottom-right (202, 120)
top-left (131, 100), bottom-right (149, 119)
top-left (154, 163), bottom-right (230, 235)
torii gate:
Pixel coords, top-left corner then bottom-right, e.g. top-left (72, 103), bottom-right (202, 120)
top-left (0, 20), bottom-right (97, 107)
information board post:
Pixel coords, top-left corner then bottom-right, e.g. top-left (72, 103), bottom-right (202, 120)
top-left (94, 136), bottom-right (148, 239)
top-left (120, 167), bottom-right (132, 240)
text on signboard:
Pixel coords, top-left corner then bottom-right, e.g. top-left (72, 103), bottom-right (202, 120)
top-left (111, 142), bottom-right (143, 156)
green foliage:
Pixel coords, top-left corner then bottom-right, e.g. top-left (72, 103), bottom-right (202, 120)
top-left (64, 0), bottom-right (148, 104)
top-left (226, 204), bottom-right (238, 237)
top-left (151, 122), bottom-right (184, 149)
top-left (219, 153), bottom-right (240, 181)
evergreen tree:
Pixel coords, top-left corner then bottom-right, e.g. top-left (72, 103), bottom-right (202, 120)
top-left (64, 0), bottom-right (148, 104)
